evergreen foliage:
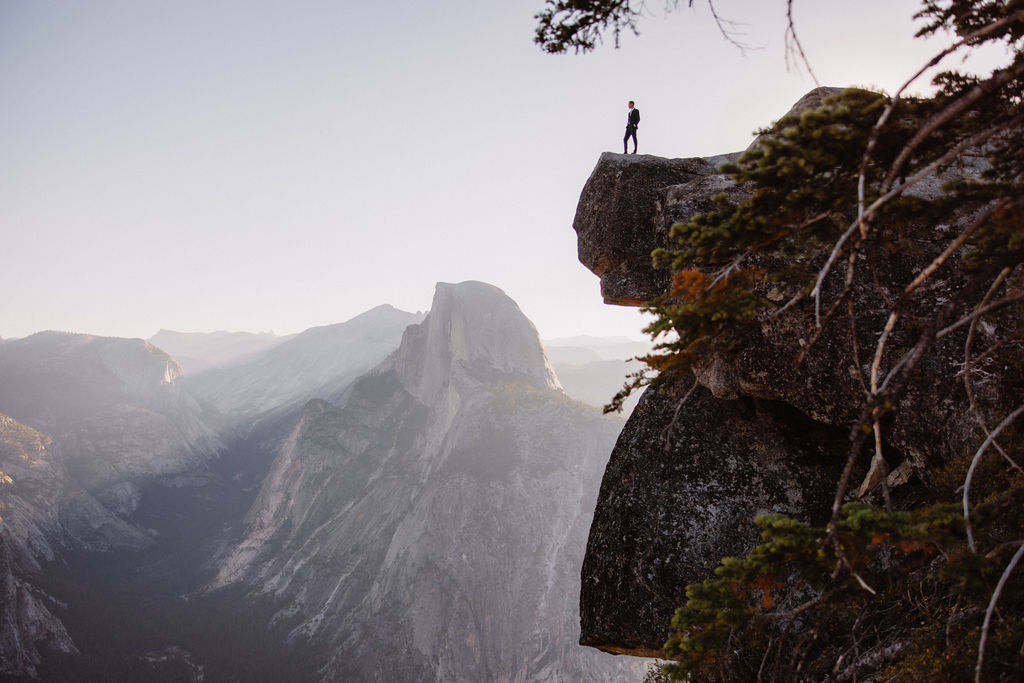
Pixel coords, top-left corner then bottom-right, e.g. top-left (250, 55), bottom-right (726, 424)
top-left (539, 0), bottom-right (1024, 679)
top-left (533, 1), bottom-right (677, 54)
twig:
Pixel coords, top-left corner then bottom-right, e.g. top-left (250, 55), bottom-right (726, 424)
top-left (757, 636), bottom-right (772, 682)
top-left (937, 293), bottom-right (1024, 340)
top-left (708, 252), bottom-right (746, 288)
top-left (662, 377), bottom-right (700, 451)
top-left (783, 0), bottom-right (818, 84)
top-left (870, 311), bottom-right (900, 395)
top-left (798, 252), bottom-right (856, 364)
top-left (967, 336), bottom-right (1022, 372)
top-left (964, 403), bottom-right (1024, 553)
top-left (964, 267), bottom-right (1023, 474)
top-left (706, 0), bottom-right (756, 54)
top-left (975, 541), bottom-right (1024, 683)
top-left (812, 116), bottom-right (1021, 328)
top-left (905, 199), bottom-right (1010, 295)
top-left (848, 299), bottom-right (869, 396)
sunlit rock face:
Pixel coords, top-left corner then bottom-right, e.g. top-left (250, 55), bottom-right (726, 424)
top-left (214, 281), bottom-right (643, 682)
top-left (0, 415), bottom-right (77, 677)
top-left (187, 305), bottom-right (425, 418)
top-left (574, 89), bottom-right (1023, 656)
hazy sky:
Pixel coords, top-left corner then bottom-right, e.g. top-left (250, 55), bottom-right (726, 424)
top-left (0, 0), bottom-right (1008, 342)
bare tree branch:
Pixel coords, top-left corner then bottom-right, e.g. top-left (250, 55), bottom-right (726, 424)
top-left (937, 293), bottom-right (1024, 340)
top-left (812, 116), bottom-right (1021, 328)
top-left (964, 267), bottom-right (1024, 475)
top-left (783, 0), bottom-right (819, 84)
top-left (976, 541), bottom-right (1024, 683)
top-left (905, 199), bottom-right (1010, 295)
top-left (964, 402), bottom-right (1024, 553)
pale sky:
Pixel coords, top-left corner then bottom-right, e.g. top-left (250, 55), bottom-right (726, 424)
top-left (0, 0), bottom-right (1008, 342)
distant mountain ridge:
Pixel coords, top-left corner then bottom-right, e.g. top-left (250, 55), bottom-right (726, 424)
top-left (148, 329), bottom-right (292, 375)
top-left (186, 304), bottom-right (425, 418)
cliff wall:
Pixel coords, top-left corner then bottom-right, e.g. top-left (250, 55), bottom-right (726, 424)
top-left (573, 91), bottom-right (1022, 655)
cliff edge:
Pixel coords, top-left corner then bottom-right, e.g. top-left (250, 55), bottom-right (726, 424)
top-left (574, 89), bottom-right (1023, 656)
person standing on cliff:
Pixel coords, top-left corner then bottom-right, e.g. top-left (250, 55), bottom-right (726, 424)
top-left (623, 101), bottom-right (640, 154)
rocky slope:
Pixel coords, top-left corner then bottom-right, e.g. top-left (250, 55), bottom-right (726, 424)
top-left (0, 332), bottom-right (219, 542)
top-left (0, 333), bottom-right (221, 676)
top-left (213, 281), bottom-right (644, 681)
top-left (572, 89), bottom-right (1023, 655)
top-left (187, 305), bottom-right (424, 418)
top-left (0, 415), bottom-right (77, 677)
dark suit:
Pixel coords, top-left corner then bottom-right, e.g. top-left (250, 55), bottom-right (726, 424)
top-left (624, 107), bottom-right (640, 153)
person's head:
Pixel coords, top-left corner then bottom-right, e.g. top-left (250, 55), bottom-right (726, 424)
top-left (628, 101), bottom-right (635, 109)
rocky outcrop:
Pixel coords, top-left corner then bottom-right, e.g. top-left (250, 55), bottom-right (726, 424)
top-left (573, 91), bottom-right (1023, 655)
top-left (573, 87), bottom-right (848, 308)
top-left (573, 153), bottom-right (741, 305)
top-left (214, 281), bottom-right (644, 681)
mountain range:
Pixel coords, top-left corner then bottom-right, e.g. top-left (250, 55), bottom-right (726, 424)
top-left (0, 282), bottom-right (644, 681)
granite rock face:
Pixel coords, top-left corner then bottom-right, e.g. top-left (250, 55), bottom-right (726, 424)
top-left (573, 154), bottom-right (733, 306)
top-left (214, 281), bottom-right (644, 682)
top-left (580, 386), bottom-right (849, 655)
top-left (574, 90), bottom-right (1023, 655)
top-left (0, 333), bottom-right (220, 540)
top-left (572, 87), bottom-right (847, 307)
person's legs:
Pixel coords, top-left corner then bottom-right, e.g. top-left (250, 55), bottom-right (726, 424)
top-left (623, 128), bottom-right (630, 154)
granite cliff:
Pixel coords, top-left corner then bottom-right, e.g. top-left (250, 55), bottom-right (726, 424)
top-left (213, 281), bottom-right (644, 681)
top-left (573, 89), bottom-right (1024, 659)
